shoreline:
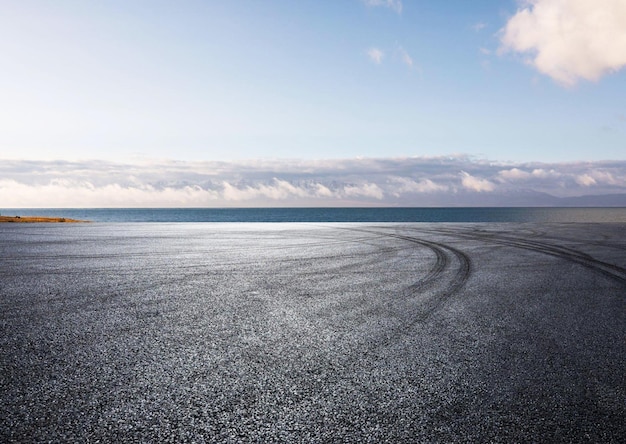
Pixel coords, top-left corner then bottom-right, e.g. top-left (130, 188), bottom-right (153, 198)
top-left (0, 216), bottom-right (89, 223)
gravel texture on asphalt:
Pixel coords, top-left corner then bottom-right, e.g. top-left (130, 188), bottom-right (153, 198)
top-left (1, 223), bottom-right (625, 443)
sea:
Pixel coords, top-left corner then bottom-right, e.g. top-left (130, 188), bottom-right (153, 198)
top-left (3, 207), bottom-right (626, 223)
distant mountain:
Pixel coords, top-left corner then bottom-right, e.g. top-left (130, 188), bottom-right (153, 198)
top-left (487, 192), bottom-right (626, 207)
top-left (395, 190), bottom-right (626, 207)
top-left (555, 193), bottom-right (626, 207)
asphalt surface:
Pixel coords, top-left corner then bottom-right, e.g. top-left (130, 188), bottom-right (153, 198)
top-left (1, 223), bottom-right (625, 443)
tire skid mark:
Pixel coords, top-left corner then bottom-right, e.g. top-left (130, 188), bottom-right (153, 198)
top-left (387, 231), bottom-right (471, 297)
top-left (332, 227), bottom-right (448, 294)
top-left (422, 227), bottom-right (626, 285)
top-left (406, 240), bottom-right (447, 293)
top-left (526, 233), bottom-right (626, 251)
top-left (335, 226), bottom-right (472, 325)
top-left (454, 227), bottom-right (595, 261)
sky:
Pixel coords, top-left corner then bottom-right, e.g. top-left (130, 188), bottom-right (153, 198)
top-left (1, 0), bottom-right (626, 207)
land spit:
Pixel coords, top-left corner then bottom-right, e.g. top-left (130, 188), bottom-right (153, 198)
top-left (0, 215), bottom-right (88, 223)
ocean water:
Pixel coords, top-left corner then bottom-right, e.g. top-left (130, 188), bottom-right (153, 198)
top-left (3, 207), bottom-right (625, 223)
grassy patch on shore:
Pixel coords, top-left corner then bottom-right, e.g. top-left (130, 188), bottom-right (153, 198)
top-left (0, 216), bottom-right (89, 223)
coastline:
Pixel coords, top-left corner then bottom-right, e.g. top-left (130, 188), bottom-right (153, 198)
top-left (0, 215), bottom-right (89, 223)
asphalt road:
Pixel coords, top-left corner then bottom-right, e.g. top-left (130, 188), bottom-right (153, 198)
top-left (1, 223), bottom-right (625, 442)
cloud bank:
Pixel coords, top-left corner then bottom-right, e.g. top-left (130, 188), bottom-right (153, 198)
top-left (500, 0), bottom-right (626, 85)
top-left (2, 157), bottom-right (626, 208)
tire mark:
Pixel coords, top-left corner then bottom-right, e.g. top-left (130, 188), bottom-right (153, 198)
top-left (386, 231), bottom-right (471, 297)
top-left (421, 227), bottom-right (626, 285)
top-left (335, 227), bottom-right (472, 325)
top-left (446, 227), bottom-right (596, 261)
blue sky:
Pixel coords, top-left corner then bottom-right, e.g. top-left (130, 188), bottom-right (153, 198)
top-left (1, 0), bottom-right (625, 207)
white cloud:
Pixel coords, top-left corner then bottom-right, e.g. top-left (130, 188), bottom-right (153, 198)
top-left (575, 174), bottom-right (597, 187)
top-left (221, 179), bottom-right (308, 202)
top-left (397, 46), bottom-right (414, 69)
top-left (313, 183), bottom-right (334, 197)
top-left (460, 171), bottom-right (495, 192)
top-left (499, 0), bottom-right (626, 86)
top-left (529, 168), bottom-right (559, 179)
top-left (472, 22), bottom-right (487, 32)
top-left (0, 179), bottom-right (221, 208)
top-left (367, 47), bottom-right (384, 64)
top-left (588, 169), bottom-right (623, 186)
top-left (363, 0), bottom-right (402, 14)
top-left (391, 177), bottom-right (448, 194)
top-left (343, 183), bottom-right (384, 200)
top-left (498, 167), bottom-right (531, 181)
top-left (368, 46), bottom-right (417, 70)
top-left (498, 167), bottom-right (561, 181)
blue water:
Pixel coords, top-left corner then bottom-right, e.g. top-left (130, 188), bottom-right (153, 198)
top-left (3, 208), bottom-right (625, 223)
